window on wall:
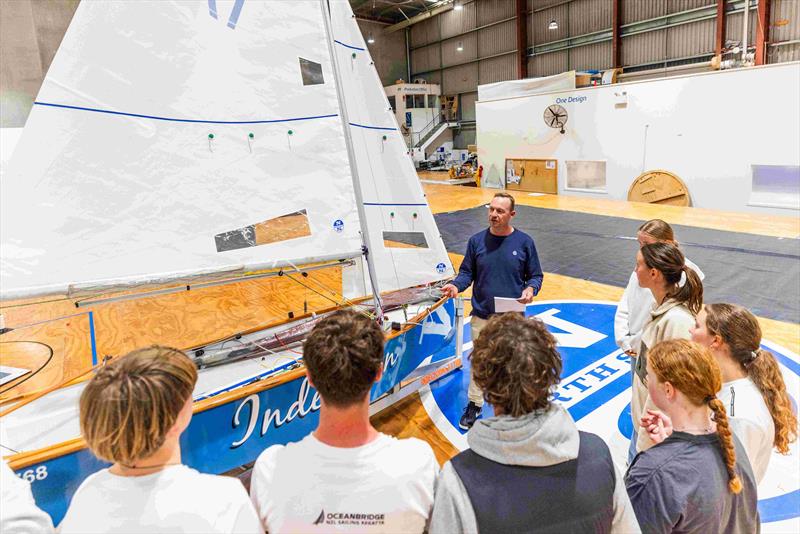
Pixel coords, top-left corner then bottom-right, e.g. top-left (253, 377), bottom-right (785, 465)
top-left (565, 161), bottom-right (607, 192)
top-left (405, 95), bottom-right (414, 109)
top-left (427, 95), bottom-right (438, 108)
top-left (414, 95), bottom-right (425, 108)
top-left (748, 165), bottom-right (800, 210)
top-left (387, 95), bottom-right (396, 111)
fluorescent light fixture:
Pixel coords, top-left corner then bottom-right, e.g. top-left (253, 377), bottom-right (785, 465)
top-left (456, 41), bottom-right (463, 51)
top-left (548, 19), bottom-right (558, 30)
top-left (454, 1), bottom-right (463, 11)
top-left (367, 33), bottom-right (375, 44)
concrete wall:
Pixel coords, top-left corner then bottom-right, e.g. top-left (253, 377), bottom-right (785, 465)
top-left (476, 62), bottom-right (800, 216)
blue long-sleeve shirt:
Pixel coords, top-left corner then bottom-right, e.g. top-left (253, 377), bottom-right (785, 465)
top-left (452, 228), bottom-right (543, 319)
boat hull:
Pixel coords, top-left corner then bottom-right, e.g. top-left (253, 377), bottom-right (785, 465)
top-left (9, 298), bottom-right (457, 524)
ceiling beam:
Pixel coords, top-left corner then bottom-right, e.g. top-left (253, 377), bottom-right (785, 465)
top-left (383, 1), bottom-right (453, 33)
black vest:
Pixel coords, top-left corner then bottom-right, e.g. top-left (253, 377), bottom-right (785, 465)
top-left (450, 431), bottom-right (615, 534)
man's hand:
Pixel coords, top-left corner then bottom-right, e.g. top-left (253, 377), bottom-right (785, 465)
top-left (517, 286), bottom-right (535, 304)
top-left (441, 283), bottom-right (459, 299)
top-left (640, 409), bottom-right (673, 445)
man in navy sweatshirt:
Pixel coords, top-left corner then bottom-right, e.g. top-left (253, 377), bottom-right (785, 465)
top-left (442, 192), bottom-right (543, 430)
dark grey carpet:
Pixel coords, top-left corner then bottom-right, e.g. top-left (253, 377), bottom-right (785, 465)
top-left (434, 205), bottom-right (800, 323)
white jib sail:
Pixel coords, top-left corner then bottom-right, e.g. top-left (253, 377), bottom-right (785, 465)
top-left (327, 0), bottom-right (455, 298)
top-left (0, 0), bottom-right (362, 300)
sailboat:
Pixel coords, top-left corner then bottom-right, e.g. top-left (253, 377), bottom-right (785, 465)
top-left (0, 0), bottom-right (460, 523)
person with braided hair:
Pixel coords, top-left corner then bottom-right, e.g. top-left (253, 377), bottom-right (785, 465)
top-left (691, 303), bottom-right (798, 483)
top-left (614, 219), bottom-right (704, 463)
top-left (625, 339), bottom-right (758, 534)
top-left (631, 241), bottom-right (704, 454)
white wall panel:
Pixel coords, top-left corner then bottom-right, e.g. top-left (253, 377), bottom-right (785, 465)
top-left (476, 63), bottom-right (800, 216)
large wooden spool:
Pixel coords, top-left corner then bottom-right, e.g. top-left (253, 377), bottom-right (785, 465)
top-left (627, 170), bottom-right (690, 206)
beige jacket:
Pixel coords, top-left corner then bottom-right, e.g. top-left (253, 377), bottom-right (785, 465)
top-left (632, 298), bottom-right (695, 453)
top-left (634, 298), bottom-right (695, 381)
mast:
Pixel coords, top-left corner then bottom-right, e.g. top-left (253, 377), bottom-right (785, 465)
top-left (319, 0), bottom-right (384, 316)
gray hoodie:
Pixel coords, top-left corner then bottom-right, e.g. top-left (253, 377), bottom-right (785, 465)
top-left (429, 404), bottom-right (640, 534)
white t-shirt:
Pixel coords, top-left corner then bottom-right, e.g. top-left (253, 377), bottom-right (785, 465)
top-left (0, 460), bottom-right (54, 534)
top-left (250, 433), bottom-right (438, 533)
top-left (719, 376), bottom-right (774, 484)
top-left (58, 465), bottom-right (262, 534)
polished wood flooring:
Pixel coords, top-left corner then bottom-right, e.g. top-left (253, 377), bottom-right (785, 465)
top-left (373, 175), bottom-right (800, 466)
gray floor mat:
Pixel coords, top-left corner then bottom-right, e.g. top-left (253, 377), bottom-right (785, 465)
top-left (435, 205), bottom-right (800, 323)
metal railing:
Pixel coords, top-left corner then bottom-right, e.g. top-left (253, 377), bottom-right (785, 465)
top-left (409, 111), bottom-right (445, 148)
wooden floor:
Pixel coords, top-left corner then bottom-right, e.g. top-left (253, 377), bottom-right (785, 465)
top-left (373, 176), bottom-right (800, 466)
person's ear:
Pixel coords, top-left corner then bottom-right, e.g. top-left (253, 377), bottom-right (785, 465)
top-left (305, 369), bottom-right (315, 389)
top-left (663, 381), bottom-right (675, 400)
top-left (510, 209), bottom-right (516, 217)
top-left (374, 366), bottom-right (383, 383)
top-left (167, 397), bottom-right (193, 439)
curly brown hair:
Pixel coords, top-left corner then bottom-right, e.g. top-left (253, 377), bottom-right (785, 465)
top-left (705, 303), bottom-right (798, 454)
top-left (303, 309), bottom-right (384, 407)
top-left (471, 313), bottom-right (561, 417)
top-left (649, 339), bottom-right (742, 493)
top-left (79, 345), bottom-right (197, 466)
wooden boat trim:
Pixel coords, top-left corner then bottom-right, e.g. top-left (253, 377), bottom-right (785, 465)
top-left (5, 295), bottom-right (450, 470)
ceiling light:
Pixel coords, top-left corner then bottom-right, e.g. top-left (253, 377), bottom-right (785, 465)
top-left (367, 33), bottom-right (375, 44)
top-left (454, 1), bottom-right (463, 11)
top-left (456, 41), bottom-right (463, 51)
top-left (548, 20), bottom-right (558, 30)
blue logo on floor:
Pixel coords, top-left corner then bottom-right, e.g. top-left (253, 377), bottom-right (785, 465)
top-left (423, 300), bottom-right (799, 525)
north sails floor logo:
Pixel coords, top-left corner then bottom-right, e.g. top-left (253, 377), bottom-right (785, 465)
top-left (312, 509), bottom-right (385, 527)
top-left (421, 300), bottom-right (800, 529)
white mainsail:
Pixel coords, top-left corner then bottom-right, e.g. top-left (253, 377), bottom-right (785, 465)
top-left (1, 0), bottom-right (363, 300)
top-left (327, 0), bottom-right (455, 297)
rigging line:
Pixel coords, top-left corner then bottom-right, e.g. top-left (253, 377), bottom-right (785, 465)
top-left (0, 341), bottom-right (54, 396)
top-left (284, 260), bottom-right (358, 308)
top-left (33, 102), bottom-right (339, 125)
top-left (0, 296), bottom-right (74, 310)
top-left (283, 261), bottom-right (363, 311)
top-left (283, 272), bottom-right (375, 321)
